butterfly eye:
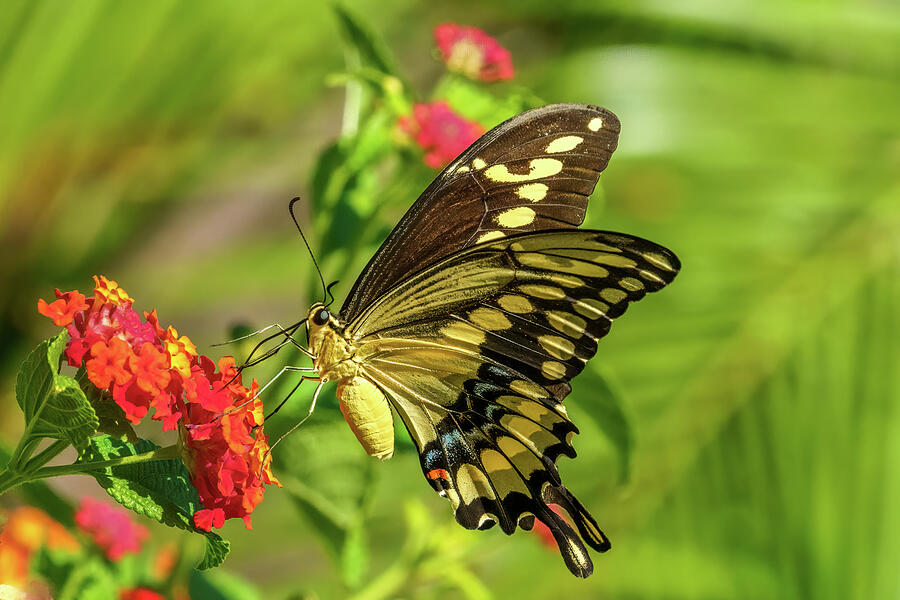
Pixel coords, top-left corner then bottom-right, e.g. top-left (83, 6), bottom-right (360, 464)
top-left (312, 308), bottom-right (330, 326)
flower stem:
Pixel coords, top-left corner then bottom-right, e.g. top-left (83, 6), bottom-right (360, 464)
top-left (0, 468), bottom-right (25, 497)
top-left (30, 443), bottom-right (181, 480)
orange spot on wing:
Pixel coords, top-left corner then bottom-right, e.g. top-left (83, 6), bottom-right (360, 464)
top-left (426, 468), bottom-right (450, 481)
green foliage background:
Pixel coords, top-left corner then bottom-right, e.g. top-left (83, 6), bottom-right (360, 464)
top-left (1, 0), bottom-right (898, 598)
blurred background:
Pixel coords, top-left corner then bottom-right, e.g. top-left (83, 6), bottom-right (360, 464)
top-left (1, 0), bottom-right (899, 598)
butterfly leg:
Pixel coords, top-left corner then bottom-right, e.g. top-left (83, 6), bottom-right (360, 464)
top-left (258, 378), bottom-right (325, 479)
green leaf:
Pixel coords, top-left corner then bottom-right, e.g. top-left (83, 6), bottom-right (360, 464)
top-left (277, 420), bottom-right (376, 586)
top-left (575, 365), bottom-right (635, 483)
top-left (341, 519), bottom-right (369, 589)
top-left (34, 550), bottom-right (116, 600)
top-left (332, 3), bottom-right (399, 77)
top-left (14, 331), bottom-right (98, 459)
top-left (79, 435), bottom-right (230, 570)
top-left (189, 568), bottom-right (263, 600)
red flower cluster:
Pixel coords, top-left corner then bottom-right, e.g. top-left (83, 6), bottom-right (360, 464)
top-left (120, 588), bottom-right (165, 600)
top-left (38, 276), bottom-right (280, 531)
top-left (398, 101), bottom-right (484, 168)
top-left (74, 497), bottom-right (149, 561)
top-left (434, 24), bottom-right (514, 82)
top-left (180, 356), bottom-right (280, 531)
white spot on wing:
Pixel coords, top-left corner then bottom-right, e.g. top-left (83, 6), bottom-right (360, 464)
top-left (588, 117), bottom-right (603, 131)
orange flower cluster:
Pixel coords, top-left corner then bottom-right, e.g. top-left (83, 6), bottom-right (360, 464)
top-left (38, 276), bottom-right (280, 530)
top-left (0, 507), bottom-right (78, 587)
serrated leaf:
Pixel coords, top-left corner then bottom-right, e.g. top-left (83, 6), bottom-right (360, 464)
top-left (15, 331), bottom-right (98, 455)
top-left (577, 366), bottom-right (634, 483)
top-left (79, 435), bottom-right (230, 570)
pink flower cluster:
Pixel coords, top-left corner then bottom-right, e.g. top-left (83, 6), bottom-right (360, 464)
top-left (74, 497), bottom-right (149, 561)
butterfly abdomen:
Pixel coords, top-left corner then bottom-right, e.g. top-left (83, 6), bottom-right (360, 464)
top-left (337, 376), bottom-right (394, 460)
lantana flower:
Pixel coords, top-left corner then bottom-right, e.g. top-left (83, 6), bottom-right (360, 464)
top-left (120, 588), bottom-right (165, 600)
top-left (0, 507), bottom-right (79, 587)
top-left (434, 23), bottom-right (514, 82)
top-left (398, 101), bottom-right (484, 168)
top-left (38, 275), bottom-right (280, 531)
top-left (74, 497), bottom-right (149, 561)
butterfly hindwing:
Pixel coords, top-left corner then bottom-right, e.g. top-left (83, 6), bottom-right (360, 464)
top-left (349, 230), bottom-right (679, 576)
top-left (340, 104), bottom-right (620, 322)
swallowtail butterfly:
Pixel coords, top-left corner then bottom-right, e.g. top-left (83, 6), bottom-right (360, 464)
top-left (303, 104), bottom-right (679, 577)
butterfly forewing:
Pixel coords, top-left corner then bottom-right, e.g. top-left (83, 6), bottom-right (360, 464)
top-left (340, 104), bottom-right (620, 322)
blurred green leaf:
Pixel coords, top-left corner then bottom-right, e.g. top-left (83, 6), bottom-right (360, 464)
top-left (278, 419), bottom-right (377, 587)
top-left (79, 435), bottom-right (230, 570)
top-left (13, 331), bottom-right (98, 463)
top-left (189, 568), bottom-right (263, 600)
top-left (332, 4), bottom-right (399, 78)
top-left (575, 365), bottom-right (634, 483)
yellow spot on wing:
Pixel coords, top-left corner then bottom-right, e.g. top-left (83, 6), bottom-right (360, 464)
top-left (588, 117), bottom-right (604, 131)
top-left (456, 165), bottom-right (471, 173)
top-left (547, 311), bottom-right (586, 337)
top-left (475, 231), bottom-right (505, 244)
top-left (442, 322), bottom-right (486, 346)
top-left (509, 379), bottom-right (547, 400)
top-left (498, 294), bottom-right (533, 314)
top-left (472, 158), bottom-right (487, 170)
top-left (545, 135), bottom-right (584, 153)
top-left (541, 360), bottom-right (566, 380)
top-left (573, 298), bottom-right (609, 319)
top-left (600, 288), bottom-right (628, 304)
top-left (620, 277), bottom-right (645, 291)
top-left (644, 251), bottom-right (676, 271)
top-left (484, 158), bottom-right (563, 183)
top-left (496, 206), bottom-right (536, 228)
top-left (594, 253), bottom-right (637, 268)
top-left (469, 306), bottom-right (512, 331)
top-left (538, 335), bottom-right (576, 360)
top-left (519, 284), bottom-right (565, 300)
top-left (516, 183), bottom-right (548, 202)
top-left (456, 463), bottom-right (495, 504)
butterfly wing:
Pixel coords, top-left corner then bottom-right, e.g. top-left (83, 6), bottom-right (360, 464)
top-left (340, 103), bottom-right (620, 322)
top-left (347, 230), bottom-right (680, 577)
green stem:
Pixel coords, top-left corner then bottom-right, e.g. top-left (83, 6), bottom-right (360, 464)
top-left (0, 468), bottom-right (26, 496)
top-left (23, 439), bottom-right (70, 473)
top-left (30, 443), bottom-right (181, 480)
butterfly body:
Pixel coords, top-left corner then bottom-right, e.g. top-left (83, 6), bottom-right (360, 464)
top-left (300, 104), bottom-right (680, 577)
top-left (306, 304), bottom-right (396, 460)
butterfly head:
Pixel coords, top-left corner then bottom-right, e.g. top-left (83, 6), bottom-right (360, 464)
top-left (305, 302), bottom-right (351, 372)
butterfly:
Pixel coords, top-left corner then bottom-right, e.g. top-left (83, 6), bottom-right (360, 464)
top-left (300, 103), bottom-right (679, 577)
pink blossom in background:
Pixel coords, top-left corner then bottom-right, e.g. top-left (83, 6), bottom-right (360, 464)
top-left (434, 23), bottom-right (514, 82)
top-left (74, 497), bottom-right (149, 561)
top-left (398, 101), bottom-right (484, 168)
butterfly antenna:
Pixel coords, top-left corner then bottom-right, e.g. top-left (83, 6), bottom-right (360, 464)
top-left (289, 197), bottom-right (327, 303)
top-left (325, 280), bottom-right (339, 308)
